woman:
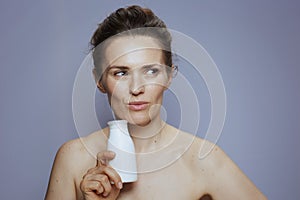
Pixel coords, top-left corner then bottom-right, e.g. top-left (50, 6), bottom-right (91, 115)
top-left (45, 5), bottom-right (266, 200)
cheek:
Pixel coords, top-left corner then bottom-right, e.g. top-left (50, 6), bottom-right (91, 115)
top-left (107, 80), bottom-right (127, 95)
top-left (148, 85), bottom-right (165, 99)
top-left (156, 73), bottom-right (171, 88)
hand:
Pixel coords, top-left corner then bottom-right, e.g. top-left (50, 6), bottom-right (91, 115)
top-left (80, 151), bottom-right (123, 200)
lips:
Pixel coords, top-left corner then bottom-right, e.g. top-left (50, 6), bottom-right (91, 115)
top-left (128, 101), bottom-right (149, 111)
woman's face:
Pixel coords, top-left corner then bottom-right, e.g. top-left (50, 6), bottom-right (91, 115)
top-left (98, 36), bottom-right (171, 126)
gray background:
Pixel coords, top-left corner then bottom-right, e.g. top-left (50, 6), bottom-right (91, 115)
top-left (0, 0), bottom-right (299, 199)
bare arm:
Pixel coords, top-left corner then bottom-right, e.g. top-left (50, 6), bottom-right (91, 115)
top-left (204, 146), bottom-right (267, 199)
top-left (45, 141), bottom-right (78, 200)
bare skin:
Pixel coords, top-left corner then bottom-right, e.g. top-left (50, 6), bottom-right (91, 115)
top-left (45, 125), bottom-right (266, 200)
top-left (45, 36), bottom-right (267, 199)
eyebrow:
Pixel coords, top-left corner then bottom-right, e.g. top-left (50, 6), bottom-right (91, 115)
top-left (107, 66), bottom-right (129, 70)
top-left (108, 63), bottom-right (164, 70)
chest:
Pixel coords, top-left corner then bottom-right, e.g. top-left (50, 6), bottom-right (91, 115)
top-left (117, 164), bottom-right (205, 200)
top-left (74, 152), bottom-right (209, 199)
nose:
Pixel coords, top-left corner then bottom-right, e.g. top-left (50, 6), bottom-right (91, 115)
top-left (129, 72), bottom-right (145, 96)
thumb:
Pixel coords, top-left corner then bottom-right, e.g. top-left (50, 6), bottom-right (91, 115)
top-left (96, 151), bottom-right (116, 167)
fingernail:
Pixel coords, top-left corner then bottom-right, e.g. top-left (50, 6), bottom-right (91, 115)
top-left (103, 192), bottom-right (108, 197)
top-left (118, 182), bottom-right (123, 189)
top-left (100, 159), bottom-right (105, 165)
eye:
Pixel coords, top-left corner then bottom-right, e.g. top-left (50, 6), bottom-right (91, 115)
top-left (145, 68), bottom-right (159, 75)
top-left (114, 70), bottom-right (128, 77)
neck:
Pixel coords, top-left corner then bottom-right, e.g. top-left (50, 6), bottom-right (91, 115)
top-left (128, 117), bottom-right (167, 153)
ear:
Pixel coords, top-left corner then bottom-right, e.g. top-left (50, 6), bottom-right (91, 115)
top-left (165, 64), bottom-right (176, 89)
top-left (92, 68), bottom-right (100, 83)
top-left (93, 68), bottom-right (107, 93)
top-left (97, 81), bottom-right (107, 93)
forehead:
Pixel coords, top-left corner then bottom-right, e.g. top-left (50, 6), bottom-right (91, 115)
top-left (103, 36), bottom-right (164, 67)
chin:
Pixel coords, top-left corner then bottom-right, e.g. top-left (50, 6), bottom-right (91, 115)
top-left (116, 109), bottom-right (158, 127)
top-left (126, 115), bottom-right (152, 127)
top-left (128, 119), bottom-right (151, 127)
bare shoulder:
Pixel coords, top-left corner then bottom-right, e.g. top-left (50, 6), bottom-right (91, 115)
top-left (165, 126), bottom-right (235, 171)
top-left (54, 128), bottom-right (109, 174)
top-left (186, 135), bottom-right (229, 170)
top-left (174, 130), bottom-right (238, 173)
top-left (170, 129), bottom-right (224, 170)
top-left (179, 132), bottom-right (267, 199)
top-left (45, 128), bottom-right (109, 199)
top-left (55, 137), bottom-right (91, 171)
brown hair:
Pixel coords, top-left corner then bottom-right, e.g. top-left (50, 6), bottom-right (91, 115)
top-left (90, 5), bottom-right (173, 80)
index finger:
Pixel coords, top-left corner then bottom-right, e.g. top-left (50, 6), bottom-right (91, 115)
top-left (96, 151), bottom-right (116, 167)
